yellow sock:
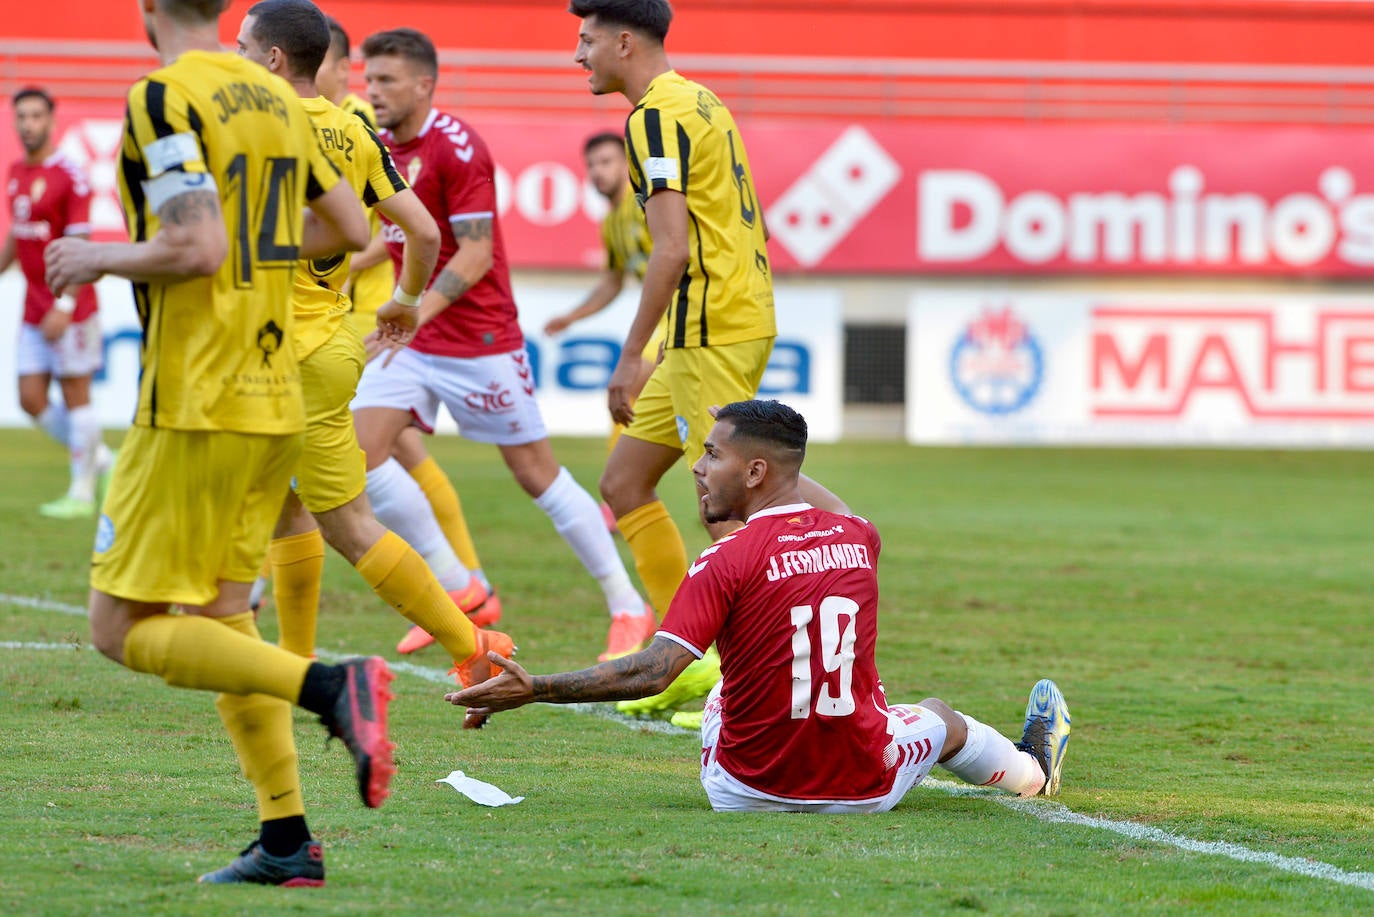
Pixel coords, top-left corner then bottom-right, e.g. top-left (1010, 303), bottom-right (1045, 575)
top-left (618, 500), bottom-right (687, 613)
top-left (270, 529), bottom-right (326, 657)
top-left (409, 457), bottom-right (483, 571)
top-left (122, 612), bottom-right (312, 702)
top-left (213, 612), bottom-right (304, 821)
top-left (357, 530), bottom-right (477, 662)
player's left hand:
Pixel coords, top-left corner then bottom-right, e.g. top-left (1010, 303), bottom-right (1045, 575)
top-left (375, 298), bottom-right (419, 343)
top-left (363, 326), bottom-right (407, 368)
top-left (44, 237), bottom-right (104, 296)
top-left (444, 653), bottom-right (535, 714)
top-left (607, 353), bottom-right (641, 426)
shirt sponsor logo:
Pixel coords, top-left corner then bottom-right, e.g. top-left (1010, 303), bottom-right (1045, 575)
top-left (644, 157), bottom-right (680, 183)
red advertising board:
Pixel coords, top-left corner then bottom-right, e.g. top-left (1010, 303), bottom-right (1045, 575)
top-left (8, 102), bottom-right (1374, 277)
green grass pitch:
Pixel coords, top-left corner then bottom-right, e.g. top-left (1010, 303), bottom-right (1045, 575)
top-left (2, 429), bottom-right (1372, 914)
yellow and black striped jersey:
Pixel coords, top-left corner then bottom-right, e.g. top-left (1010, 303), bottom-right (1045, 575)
top-left (294, 95), bottom-right (406, 358)
top-left (117, 50), bottom-right (340, 433)
top-left (339, 92), bottom-right (394, 315)
top-left (601, 187), bottom-right (652, 282)
top-left (625, 70), bottom-right (775, 350)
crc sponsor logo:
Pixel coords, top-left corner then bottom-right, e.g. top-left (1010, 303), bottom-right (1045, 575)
top-left (1091, 305), bottom-right (1374, 420)
top-left (919, 166), bottom-right (1374, 269)
top-left (464, 382), bottom-right (517, 414)
top-left (949, 308), bottom-right (1043, 415)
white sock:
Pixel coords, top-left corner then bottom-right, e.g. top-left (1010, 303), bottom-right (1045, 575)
top-left (66, 405), bottom-right (102, 501)
top-left (534, 467), bottom-right (646, 617)
top-left (36, 402), bottom-right (69, 446)
top-left (365, 458), bottom-right (471, 591)
top-left (470, 567), bottom-right (491, 591)
top-left (939, 713), bottom-right (1044, 796)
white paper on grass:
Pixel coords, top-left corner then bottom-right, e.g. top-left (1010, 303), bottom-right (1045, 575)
top-left (436, 770), bottom-right (525, 807)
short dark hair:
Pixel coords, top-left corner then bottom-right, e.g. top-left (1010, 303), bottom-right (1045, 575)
top-left (12, 87), bottom-right (54, 112)
top-left (325, 17), bottom-right (350, 60)
top-left (716, 400), bottom-right (808, 465)
top-left (568, 0), bottom-right (672, 43)
top-left (360, 28), bottom-right (438, 79)
top-left (582, 131), bottom-right (624, 157)
top-left (248, 0), bottom-right (331, 80)
top-left (157, 0), bottom-right (230, 23)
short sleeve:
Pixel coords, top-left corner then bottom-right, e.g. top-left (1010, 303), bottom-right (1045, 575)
top-left (440, 123), bottom-right (496, 226)
top-left (62, 163), bottom-right (93, 236)
top-left (300, 116), bottom-right (341, 203)
top-left (125, 79), bottom-right (215, 215)
top-left (601, 213), bottom-right (622, 272)
top-left (625, 106), bottom-right (686, 197)
top-left (658, 541), bottom-right (735, 657)
top-left (360, 124), bottom-right (406, 208)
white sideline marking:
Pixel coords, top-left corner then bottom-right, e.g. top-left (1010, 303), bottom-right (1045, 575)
top-left (923, 779), bottom-right (1374, 891)
top-left (5, 591), bottom-right (1372, 891)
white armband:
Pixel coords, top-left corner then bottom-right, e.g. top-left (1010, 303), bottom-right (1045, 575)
top-left (143, 170), bottom-right (217, 216)
top-left (393, 286), bottom-right (422, 308)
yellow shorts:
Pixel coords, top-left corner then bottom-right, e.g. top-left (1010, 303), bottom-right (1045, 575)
top-left (91, 426), bottom-right (302, 606)
top-left (625, 337), bottom-right (774, 466)
top-left (295, 320), bottom-right (368, 515)
top-left (347, 305), bottom-right (378, 343)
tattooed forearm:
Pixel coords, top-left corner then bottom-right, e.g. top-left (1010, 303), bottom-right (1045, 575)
top-left (452, 216), bottom-right (493, 241)
top-left (431, 269), bottom-right (471, 302)
top-left (531, 640), bottom-right (686, 704)
top-left (158, 190), bottom-right (220, 227)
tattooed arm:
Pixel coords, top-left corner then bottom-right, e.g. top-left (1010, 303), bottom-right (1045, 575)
top-left (45, 189), bottom-right (228, 294)
top-left (443, 636), bottom-right (697, 714)
top-left (415, 215), bottom-right (494, 325)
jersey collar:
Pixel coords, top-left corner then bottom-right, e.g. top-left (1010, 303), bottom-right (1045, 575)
top-left (416, 108), bottom-right (440, 138)
top-left (746, 502), bottom-right (814, 524)
top-left (639, 69), bottom-right (680, 105)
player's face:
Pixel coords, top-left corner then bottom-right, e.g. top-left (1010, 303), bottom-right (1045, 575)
top-left (316, 48), bottom-right (350, 101)
top-left (14, 98), bottom-right (53, 155)
top-left (693, 422), bottom-right (750, 524)
top-left (365, 54), bottom-right (429, 129)
top-left (234, 16), bottom-right (274, 71)
top-left (584, 142), bottom-right (627, 199)
top-left (574, 15), bottom-right (624, 96)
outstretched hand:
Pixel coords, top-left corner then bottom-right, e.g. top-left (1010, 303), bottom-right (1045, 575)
top-left (444, 652), bottom-right (534, 715)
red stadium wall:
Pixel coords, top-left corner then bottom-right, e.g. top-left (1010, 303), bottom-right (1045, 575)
top-left (4, 1), bottom-right (1374, 65)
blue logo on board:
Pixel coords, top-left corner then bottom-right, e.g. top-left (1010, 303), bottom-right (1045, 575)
top-left (949, 308), bottom-right (1044, 416)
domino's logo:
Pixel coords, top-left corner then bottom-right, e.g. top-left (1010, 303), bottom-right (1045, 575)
top-left (949, 308), bottom-right (1043, 415)
top-left (766, 126), bottom-right (901, 267)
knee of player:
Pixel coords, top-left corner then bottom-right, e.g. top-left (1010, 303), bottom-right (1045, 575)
top-left (918, 697), bottom-right (965, 754)
top-left (88, 615), bottom-right (128, 662)
top-left (19, 393), bottom-right (47, 418)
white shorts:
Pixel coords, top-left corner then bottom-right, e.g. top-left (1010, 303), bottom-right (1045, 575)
top-left (351, 346), bottom-right (548, 446)
top-left (698, 683), bottom-right (947, 813)
top-left (16, 317), bottom-right (103, 378)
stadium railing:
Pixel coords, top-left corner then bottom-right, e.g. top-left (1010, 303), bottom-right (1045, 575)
top-left (5, 41), bottom-right (1374, 124)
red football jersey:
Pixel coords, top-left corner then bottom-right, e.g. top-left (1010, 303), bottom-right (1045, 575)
top-left (660, 503), bottom-right (900, 802)
top-left (379, 109), bottom-right (523, 358)
top-left (7, 153), bottom-right (98, 325)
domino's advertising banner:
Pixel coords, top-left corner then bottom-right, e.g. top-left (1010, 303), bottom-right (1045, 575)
top-left (10, 104), bottom-right (1374, 278)
top-left (0, 273), bottom-right (842, 442)
top-left (908, 290), bottom-right (1374, 447)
